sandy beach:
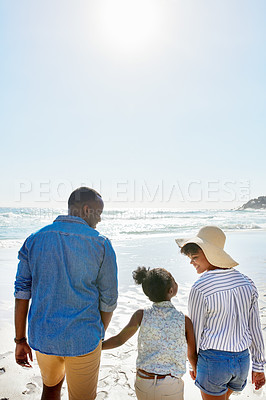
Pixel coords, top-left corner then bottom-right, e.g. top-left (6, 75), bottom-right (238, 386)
top-left (0, 231), bottom-right (266, 399)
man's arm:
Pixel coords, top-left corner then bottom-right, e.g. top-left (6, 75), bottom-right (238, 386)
top-left (14, 299), bottom-right (32, 367)
top-left (97, 239), bottom-right (118, 334)
top-left (14, 240), bottom-right (33, 367)
top-left (100, 311), bottom-right (113, 331)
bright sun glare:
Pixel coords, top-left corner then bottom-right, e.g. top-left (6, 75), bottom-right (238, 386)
top-left (94, 0), bottom-right (164, 57)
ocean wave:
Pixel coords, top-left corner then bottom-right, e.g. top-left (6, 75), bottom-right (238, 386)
top-left (103, 208), bottom-right (213, 220)
top-left (113, 224), bottom-right (263, 237)
top-left (1, 207), bottom-right (266, 242)
top-left (220, 224), bottom-right (262, 230)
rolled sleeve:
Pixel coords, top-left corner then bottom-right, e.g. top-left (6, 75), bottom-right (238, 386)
top-left (249, 287), bottom-right (266, 372)
top-left (14, 240), bottom-right (32, 300)
top-left (97, 238), bottom-right (118, 312)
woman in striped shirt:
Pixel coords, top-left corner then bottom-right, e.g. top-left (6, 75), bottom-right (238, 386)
top-left (176, 226), bottom-right (265, 400)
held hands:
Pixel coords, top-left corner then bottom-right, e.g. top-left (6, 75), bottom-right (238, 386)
top-left (252, 371), bottom-right (265, 390)
top-left (15, 342), bottom-right (33, 368)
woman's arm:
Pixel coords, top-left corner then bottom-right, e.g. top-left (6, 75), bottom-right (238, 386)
top-left (248, 285), bottom-right (266, 389)
top-left (188, 287), bottom-right (205, 355)
top-left (102, 309), bottom-right (143, 350)
top-left (185, 315), bottom-right (197, 379)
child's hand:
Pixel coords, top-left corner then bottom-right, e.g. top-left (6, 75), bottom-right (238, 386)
top-left (100, 310), bottom-right (143, 350)
top-left (189, 370), bottom-right (196, 380)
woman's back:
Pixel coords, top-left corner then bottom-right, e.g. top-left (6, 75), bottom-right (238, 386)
top-left (189, 268), bottom-right (264, 368)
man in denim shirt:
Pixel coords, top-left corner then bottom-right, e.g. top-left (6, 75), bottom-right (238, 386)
top-left (14, 187), bottom-right (118, 400)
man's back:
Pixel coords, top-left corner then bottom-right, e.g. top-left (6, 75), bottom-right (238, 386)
top-left (15, 215), bottom-right (118, 356)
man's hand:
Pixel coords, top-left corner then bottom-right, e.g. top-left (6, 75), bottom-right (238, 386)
top-left (15, 342), bottom-right (33, 368)
top-left (252, 371), bottom-right (265, 390)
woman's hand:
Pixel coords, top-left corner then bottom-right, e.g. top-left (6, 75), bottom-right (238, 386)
top-left (189, 370), bottom-right (196, 380)
top-left (252, 371), bottom-right (265, 390)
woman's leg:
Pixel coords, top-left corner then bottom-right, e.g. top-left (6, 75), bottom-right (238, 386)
top-left (200, 388), bottom-right (233, 400)
top-left (201, 391), bottom-right (226, 400)
top-left (226, 389), bottom-right (233, 399)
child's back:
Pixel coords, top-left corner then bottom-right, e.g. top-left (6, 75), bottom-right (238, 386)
top-left (137, 301), bottom-right (186, 378)
top-left (103, 267), bottom-right (197, 400)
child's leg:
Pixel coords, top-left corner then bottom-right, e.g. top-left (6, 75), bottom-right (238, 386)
top-left (155, 377), bottom-right (184, 400)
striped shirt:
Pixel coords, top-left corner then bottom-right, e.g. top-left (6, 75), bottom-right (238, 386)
top-left (188, 268), bottom-right (265, 372)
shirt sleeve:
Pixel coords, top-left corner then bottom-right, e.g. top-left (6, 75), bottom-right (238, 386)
top-left (14, 239), bottom-right (32, 300)
top-left (96, 238), bottom-right (118, 313)
top-left (248, 285), bottom-right (266, 372)
top-left (188, 286), bottom-right (206, 354)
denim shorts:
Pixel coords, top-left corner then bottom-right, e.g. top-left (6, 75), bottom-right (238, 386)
top-left (195, 348), bottom-right (250, 396)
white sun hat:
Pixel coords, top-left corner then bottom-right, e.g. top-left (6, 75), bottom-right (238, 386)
top-left (175, 226), bottom-right (238, 269)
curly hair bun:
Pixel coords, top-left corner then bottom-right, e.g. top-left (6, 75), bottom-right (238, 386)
top-left (132, 266), bottom-right (149, 285)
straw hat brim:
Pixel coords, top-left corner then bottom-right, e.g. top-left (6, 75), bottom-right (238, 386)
top-left (175, 237), bottom-right (238, 269)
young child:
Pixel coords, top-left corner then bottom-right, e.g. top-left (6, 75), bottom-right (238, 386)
top-left (176, 226), bottom-right (266, 400)
top-left (102, 266), bottom-right (197, 400)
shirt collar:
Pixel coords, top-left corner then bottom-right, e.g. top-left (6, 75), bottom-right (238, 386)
top-left (206, 268), bottom-right (235, 274)
top-left (153, 301), bottom-right (175, 308)
top-left (54, 215), bottom-right (89, 226)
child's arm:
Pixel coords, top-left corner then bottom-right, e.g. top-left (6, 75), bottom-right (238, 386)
top-left (102, 309), bottom-right (143, 350)
top-left (185, 315), bottom-right (197, 379)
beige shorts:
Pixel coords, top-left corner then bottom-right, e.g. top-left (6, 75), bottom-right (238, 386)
top-left (36, 341), bottom-right (102, 400)
top-left (135, 374), bottom-right (184, 400)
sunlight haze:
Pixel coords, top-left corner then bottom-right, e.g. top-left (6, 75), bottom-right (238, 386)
top-left (1, 0), bottom-right (265, 209)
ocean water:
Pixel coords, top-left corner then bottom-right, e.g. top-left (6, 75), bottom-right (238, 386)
top-left (1, 207), bottom-right (266, 291)
top-left (1, 207), bottom-right (266, 248)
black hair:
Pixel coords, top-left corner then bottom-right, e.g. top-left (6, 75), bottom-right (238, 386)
top-left (68, 187), bottom-right (101, 209)
top-left (132, 266), bottom-right (174, 302)
top-left (181, 242), bottom-right (201, 256)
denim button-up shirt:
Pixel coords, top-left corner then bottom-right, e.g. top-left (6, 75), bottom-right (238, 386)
top-left (14, 215), bottom-right (118, 356)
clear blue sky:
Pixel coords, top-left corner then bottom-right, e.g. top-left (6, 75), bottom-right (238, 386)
top-left (1, 0), bottom-right (265, 209)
